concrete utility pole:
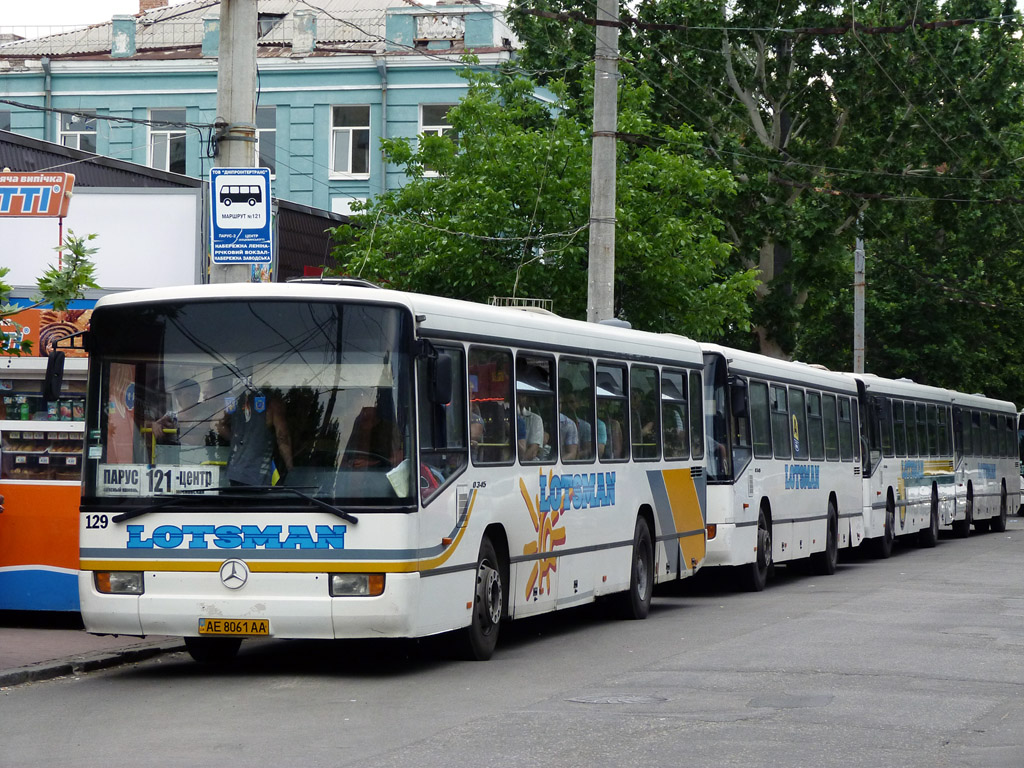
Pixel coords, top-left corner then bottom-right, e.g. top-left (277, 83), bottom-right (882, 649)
top-left (210, 0), bottom-right (258, 284)
top-left (586, 0), bottom-right (619, 323)
top-left (853, 233), bottom-right (866, 373)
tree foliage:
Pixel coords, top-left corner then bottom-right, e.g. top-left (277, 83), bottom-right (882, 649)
top-left (510, 0), bottom-right (1024, 402)
top-left (330, 68), bottom-right (756, 338)
top-left (1, 230), bottom-right (100, 354)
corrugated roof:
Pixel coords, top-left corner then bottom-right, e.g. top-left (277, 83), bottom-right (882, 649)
top-left (0, 0), bottom-right (403, 58)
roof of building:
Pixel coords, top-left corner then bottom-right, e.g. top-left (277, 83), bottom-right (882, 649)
top-left (0, 0), bottom-right (510, 60)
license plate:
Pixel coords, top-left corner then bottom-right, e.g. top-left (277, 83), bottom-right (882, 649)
top-left (197, 618), bottom-right (270, 636)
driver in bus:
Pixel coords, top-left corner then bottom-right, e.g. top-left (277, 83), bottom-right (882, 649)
top-left (217, 389), bottom-right (294, 486)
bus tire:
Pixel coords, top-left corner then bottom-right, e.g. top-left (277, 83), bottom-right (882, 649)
top-left (918, 486), bottom-right (939, 548)
top-left (617, 516), bottom-right (654, 620)
top-left (991, 484), bottom-right (1008, 533)
top-left (810, 502), bottom-right (838, 576)
top-left (742, 510), bottom-right (772, 592)
top-left (461, 536), bottom-right (504, 661)
top-left (953, 487), bottom-right (973, 538)
top-left (184, 636), bottom-right (242, 665)
top-left (870, 494), bottom-right (895, 559)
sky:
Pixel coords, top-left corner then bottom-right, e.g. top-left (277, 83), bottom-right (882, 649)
top-left (1, 1), bottom-right (193, 34)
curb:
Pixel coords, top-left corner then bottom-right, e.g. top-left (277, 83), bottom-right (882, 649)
top-left (0, 639), bottom-right (187, 688)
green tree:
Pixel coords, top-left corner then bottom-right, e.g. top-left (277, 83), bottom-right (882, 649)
top-left (511, 0), bottom-right (1024, 402)
top-left (330, 68), bottom-right (756, 338)
top-left (1, 230), bottom-right (100, 354)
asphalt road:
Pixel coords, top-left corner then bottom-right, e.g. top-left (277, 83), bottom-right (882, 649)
top-left (3, 519), bottom-right (1024, 768)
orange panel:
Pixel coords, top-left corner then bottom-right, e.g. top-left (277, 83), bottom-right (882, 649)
top-left (0, 483), bottom-right (80, 570)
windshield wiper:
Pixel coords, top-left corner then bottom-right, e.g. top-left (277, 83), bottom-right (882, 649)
top-left (110, 486), bottom-right (358, 524)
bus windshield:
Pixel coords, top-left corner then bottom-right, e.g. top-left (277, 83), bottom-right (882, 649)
top-left (84, 299), bottom-right (414, 504)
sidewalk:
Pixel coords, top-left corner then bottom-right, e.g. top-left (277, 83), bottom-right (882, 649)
top-left (0, 611), bottom-right (185, 687)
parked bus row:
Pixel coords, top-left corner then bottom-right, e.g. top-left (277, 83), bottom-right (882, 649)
top-left (59, 282), bottom-right (1020, 663)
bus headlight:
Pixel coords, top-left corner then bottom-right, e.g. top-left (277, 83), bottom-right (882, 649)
top-left (95, 571), bottom-right (144, 595)
top-left (330, 573), bottom-right (385, 597)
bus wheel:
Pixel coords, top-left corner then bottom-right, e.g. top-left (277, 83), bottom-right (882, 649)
top-left (918, 486), bottom-right (939, 548)
top-left (743, 510), bottom-right (772, 592)
top-left (871, 495), bottom-right (895, 559)
top-left (953, 488), bottom-right (973, 538)
top-left (184, 636), bottom-right (242, 665)
top-left (617, 517), bottom-right (654, 620)
top-left (461, 537), bottom-right (504, 661)
top-left (810, 502), bottom-right (838, 575)
top-left (991, 485), bottom-right (1008, 533)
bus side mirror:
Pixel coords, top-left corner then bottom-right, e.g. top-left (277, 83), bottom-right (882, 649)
top-left (43, 350), bottom-right (66, 402)
top-left (430, 353), bottom-right (452, 405)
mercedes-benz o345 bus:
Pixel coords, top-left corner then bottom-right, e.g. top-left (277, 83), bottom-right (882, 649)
top-left (75, 282), bottom-right (709, 662)
top-left (700, 345), bottom-right (863, 592)
top-left (850, 374), bottom-right (959, 556)
top-left (949, 390), bottom-right (1019, 536)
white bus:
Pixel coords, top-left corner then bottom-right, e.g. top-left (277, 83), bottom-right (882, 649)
top-left (73, 282), bottom-right (709, 662)
top-left (851, 375), bottom-right (958, 555)
top-left (950, 391), bottom-right (1019, 535)
top-left (701, 346), bottom-right (863, 591)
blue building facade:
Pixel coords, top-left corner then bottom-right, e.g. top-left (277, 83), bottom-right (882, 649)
top-left (0, 0), bottom-right (517, 214)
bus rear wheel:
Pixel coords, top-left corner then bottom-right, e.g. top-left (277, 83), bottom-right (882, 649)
top-left (952, 489), bottom-right (973, 538)
top-left (460, 536), bottom-right (504, 661)
top-left (991, 485), bottom-right (1008, 533)
top-left (742, 510), bottom-right (772, 592)
top-left (810, 503), bottom-right (838, 576)
top-left (616, 516), bottom-right (654, 620)
top-left (184, 636), bottom-right (242, 665)
top-left (918, 487), bottom-right (939, 548)
top-left (870, 495), bottom-right (895, 558)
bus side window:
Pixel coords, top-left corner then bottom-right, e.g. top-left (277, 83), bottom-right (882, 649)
top-left (918, 403), bottom-right (930, 457)
top-left (417, 346), bottom-right (467, 502)
top-left (893, 400), bottom-right (907, 457)
top-left (839, 397), bottom-right (855, 461)
top-left (770, 385), bottom-right (790, 459)
top-left (879, 397), bottom-right (894, 458)
top-left (906, 401), bottom-right (919, 457)
top-left (630, 365), bottom-right (660, 461)
top-left (688, 370), bottom-right (704, 460)
top-left (559, 358), bottom-right (594, 462)
top-left (750, 381), bottom-right (772, 459)
top-left (596, 364), bottom-right (628, 461)
top-left (807, 392), bottom-right (824, 461)
top-left (516, 354), bottom-right (556, 463)
top-left (823, 394), bottom-right (839, 461)
top-left (790, 388), bottom-right (808, 461)
top-left (661, 370), bottom-right (689, 461)
top-left (468, 347), bottom-right (514, 465)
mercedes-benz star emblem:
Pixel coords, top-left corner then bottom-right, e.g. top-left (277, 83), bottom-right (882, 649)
top-left (219, 559), bottom-right (249, 590)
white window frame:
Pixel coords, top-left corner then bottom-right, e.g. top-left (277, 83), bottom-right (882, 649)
top-left (330, 105), bottom-right (371, 179)
top-left (58, 110), bottom-right (97, 153)
top-left (149, 108), bottom-right (187, 174)
top-left (255, 105), bottom-right (276, 179)
top-left (419, 104), bottom-right (455, 177)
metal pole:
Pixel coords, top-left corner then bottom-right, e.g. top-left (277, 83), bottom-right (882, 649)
top-left (210, 0), bottom-right (258, 284)
top-left (853, 234), bottom-right (866, 373)
top-left (586, 0), bottom-right (619, 323)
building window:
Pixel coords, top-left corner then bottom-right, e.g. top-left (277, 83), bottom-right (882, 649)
top-left (149, 108), bottom-right (187, 175)
top-left (420, 104), bottom-right (454, 176)
top-left (1, 110), bottom-right (12, 132)
top-left (256, 106), bottom-right (276, 176)
top-left (331, 105), bottom-right (370, 176)
top-left (58, 110), bottom-right (97, 153)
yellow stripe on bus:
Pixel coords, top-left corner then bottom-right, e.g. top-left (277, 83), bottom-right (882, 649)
top-left (661, 467), bottom-right (707, 567)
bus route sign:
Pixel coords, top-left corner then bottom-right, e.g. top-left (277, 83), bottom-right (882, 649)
top-left (210, 167), bottom-right (273, 264)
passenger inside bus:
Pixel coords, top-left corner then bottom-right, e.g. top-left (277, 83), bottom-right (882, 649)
top-left (217, 389), bottom-right (294, 486)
